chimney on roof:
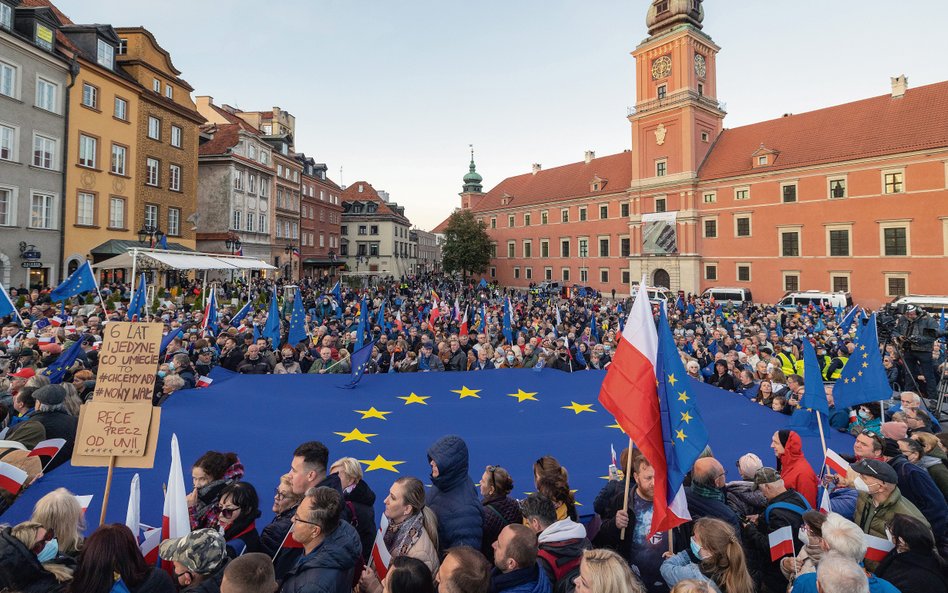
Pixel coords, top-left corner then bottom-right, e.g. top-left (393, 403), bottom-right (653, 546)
top-left (358, 184), bottom-right (363, 193)
top-left (891, 74), bottom-right (908, 98)
top-left (532, 163), bottom-right (542, 175)
top-left (584, 150), bottom-right (595, 164)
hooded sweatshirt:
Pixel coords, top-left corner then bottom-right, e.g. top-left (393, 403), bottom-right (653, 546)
top-left (427, 435), bottom-right (483, 551)
top-left (776, 430), bottom-right (818, 507)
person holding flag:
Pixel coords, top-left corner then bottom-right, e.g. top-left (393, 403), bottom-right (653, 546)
top-left (126, 273), bottom-right (147, 321)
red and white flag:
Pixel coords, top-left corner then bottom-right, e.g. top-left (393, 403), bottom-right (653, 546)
top-left (863, 533), bottom-right (895, 563)
top-left (196, 376), bottom-right (213, 388)
top-left (453, 298), bottom-right (461, 322)
top-left (769, 525), bottom-right (795, 561)
top-left (610, 444), bottom-right (618, 466)
top-left (126, 473), bottom-right (141, 536)
top-left (819, 488), bottom-right (832, 514)
top-left (0, 461), bottom-right (27, 495)
top-left (272, 524), bottom-right (305, 562)
top-left (140, 525), bottom-right (162, 565)
top-left (371, 516), bottom-right (392, 579)
top-left (825, 449), bottom-right (850, 476)
top-left (50, 316), bottom-right (64, 327)
top-left (75, 494), bottom-right (93, 514)
top-left (162, 434), bottom-right (191, 571)
top-left (459, 308), bottom-right (469, 337)
top-left (0, 440), bottom-right (27, 451)
top-left (29, 438), bottom-right (66, 465)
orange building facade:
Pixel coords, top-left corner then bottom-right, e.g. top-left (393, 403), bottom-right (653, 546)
top-left (439, 1), bottom-right (948, 309)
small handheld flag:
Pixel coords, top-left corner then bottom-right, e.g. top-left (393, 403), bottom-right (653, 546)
top-left (863, 533), bottom-right (895, 563)
top-left (825, 449), bottom-right (851, 475)
top-left (0, 461), bottom-right (28, 495)
top-left (768, 525), bottom-right (795, 561)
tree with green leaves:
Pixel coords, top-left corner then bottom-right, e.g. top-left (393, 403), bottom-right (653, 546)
top-left (441, 209), bottom-right (492, 281)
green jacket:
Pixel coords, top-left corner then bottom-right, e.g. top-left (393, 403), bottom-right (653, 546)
top-left (854, 488), bottom-right (929, 570)
top-left (308, 358), bottom-right (341, 374)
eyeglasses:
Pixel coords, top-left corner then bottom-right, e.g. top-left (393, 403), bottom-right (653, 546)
top-left (274, 488), bottom-right (294, 501)
top-left (291, 513), bottom-right (320, 526)
top-left (218, 505), bottom-right (241, 519)
top-left (31, 528), bottom-right (55, 555)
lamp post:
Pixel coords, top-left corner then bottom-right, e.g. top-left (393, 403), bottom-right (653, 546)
top-left (225, 236), bottom-right (242, 255)
top-left (283, 243), bottom-right (295, 280)
top-left (137, 224), bottom-right (164, 248)
top-left (328, 249), bottom-right (337, 278)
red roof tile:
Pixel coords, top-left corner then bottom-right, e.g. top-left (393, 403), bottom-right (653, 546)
top-left (341, 181), bottom-right (409, 222)
top-left (19, 0), bottom-right (77, 52)
top-left (198, 124), bottom-right (240, 156)
top-left (699, 80), bottom-right (948, 180)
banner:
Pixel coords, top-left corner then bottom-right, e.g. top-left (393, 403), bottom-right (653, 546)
top-left (642, 211), bottom-right (678, 255)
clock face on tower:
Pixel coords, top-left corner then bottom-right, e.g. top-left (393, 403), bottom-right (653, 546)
top-left (694, 54), bottom-right (707, 78)
top-left (651, 55), bottom-right (672, 80)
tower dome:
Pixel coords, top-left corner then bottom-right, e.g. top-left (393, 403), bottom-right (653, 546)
top-left (646, 0), bottom-right (704, 36)
top-left (462, 146), bottom-right (483, 193)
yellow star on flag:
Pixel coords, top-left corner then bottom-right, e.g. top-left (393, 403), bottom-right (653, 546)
top-left (680, 410), bottom-right (693, 424)
top-left (398, 393), bottom-right (430, 405)
top-left (451, 386), bottom-right (481, 399)
top-left (355, 407), bottom-right (392, 420)
top-left (334, 428), bottom-right (378, 443)
top-left (606, 423), bottom-right (625, 431)
top-left (676, 429), bottom-right (687, 442)
top-left (359, 455), bottom-right (405, 473)
top-left (860, 345), bottom-right (866, 351)
top-left (862, 353), bottom-right (868, 359)
top-left (857, 371), bottom-right (863, 377)
top-left (562, 401), bottom-right (595, 414)
top-left (667, 374), bottom-right (678, 386)
top-left (677, 391), bottom-right (689, 403)
top-left (862, 362), bottom-right (868, 368)
top-left (507, 389), bottom-right (538, 402)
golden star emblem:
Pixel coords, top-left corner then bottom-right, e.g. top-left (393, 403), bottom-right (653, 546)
top-left (862, 362), bottom-right (868, 368)
top-left (606, 422), bottom-right (625, 431)
top-left (857, 371), bottom-right (863, 377)
top-left (358, 455), bottom-right (405, 473)
top-left (667, 373), bottom-right (678, 386)
top-left (451, 386), bottom-right (481, 399)
top-left (354, 407), bottom-right (392, 420)
top-left (862, 353), bottom-right (868, 359)
top-left (562, 401), bottom-right (595, 414)
top-left (860, 345), bottom-right (866, 351)
top-left (507, 389), bottom-right (538, 402)
top-left (398, 393), bottom-right (430, 405)
top-left (677, 391), bottom-right (689, 403)
top-left (676, 429), bottom-right (687, 442)
top-left (680, 411), bottom-right (693, 424)
top-left (334, 428), bottom-right (378, 443)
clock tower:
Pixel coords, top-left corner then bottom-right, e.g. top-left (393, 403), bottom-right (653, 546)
top-left (626, 0), bottom-right (725, 293)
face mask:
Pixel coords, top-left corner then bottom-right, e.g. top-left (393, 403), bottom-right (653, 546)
top-left (858, 410), bottom-right (871, 420)
top-left (168, 362), bottom-right (175, 371)
top-left (689, 537), bottom-right (703, 559)
top-left (798, 529), bottom-right (810, 546)
top-left (604, 345), bottom-right (611, 353)
top-left (853, 476), bottom-right (871, 493)
top-left (36, 538), bottom-right (58, 563)
top-left (506, 354), bottom-right (515, 363)
top-left (157, 370), bottom-right (167, 378)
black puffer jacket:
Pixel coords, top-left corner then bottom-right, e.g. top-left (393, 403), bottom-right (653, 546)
top-left (345, 479), bottom-right (377, 561)
top-left (279, 521), bottom-right (361, 593)
top-left (261, 505), bottom-right (299, 582)
top-left (427, 435), bottom-right (483, 552)
top-left (0, 528), bottom-right (64, 593)
top-left (481, 494), bottom-right (523, 562)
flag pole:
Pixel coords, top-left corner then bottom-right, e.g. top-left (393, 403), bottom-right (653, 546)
top-left (816, 410), bottom-right (828, 458)
top-left (99, 455), bottom-right (116, 526)
top-left (620, 436), bottom-right (633, 540)
top-left (90, 261), bottom-right (108, 317)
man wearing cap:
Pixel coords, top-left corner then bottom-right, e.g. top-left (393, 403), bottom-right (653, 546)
top-left (850, 458), bottom-right (929, 570)
top-left (878, 437), bottom-right (948, 547)
top-left (7, 367), bottom-right (35, 399)
top-left (417, 342), bottom-right (444, 372)
top-left (892, 305), bottom-right (945, 399)
top-left (160, 528), bottom-right (230, 592)
top-left (742, 467), bottom-right (811, 593)
top-left (7, 384), bottom-right (77, 470)
top-left (194, 347), bottom-right (216, 377)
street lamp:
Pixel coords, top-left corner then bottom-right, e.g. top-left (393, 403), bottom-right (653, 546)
top-left (283, 243), bottom-right (295, 279)
top-left (138, 224), bottom-right (164, 248)
top-left (225, 235), bottom-right (242, 255)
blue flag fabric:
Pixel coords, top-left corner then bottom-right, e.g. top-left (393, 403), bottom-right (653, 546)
top-left (110, 577), bottom-right (132, 593)
top-left (158, 234), bottom-right (168, 250)
top-left (832, 313), bottom-right (891, 410)
top-left (50, 260), bottom-right (96, 303)
top-left (839, 306), bottom-right (861, 334)
top-left (939, 308), bottom-right (945, 343)
top-left (814, 318), bottom-right (825, 333)
top-left (287, 287), bottom-right (308, 346)
top-left (203, 289), bottom-right (218, 337)
top-left (376, 300), bottom-right (387, 332)
top-left (253, 324), bottom-right (261, 342)
top-left (331, 281), bottom-right (343, 318)
top-left (126, 274), bottom-right (147, 321)
top-left (799, 339), bottom-right (830, 418)
top-left (589, 312), bottom-right (599, 341)
top-left (41, 336), bottom-right (87, 384)
top-left (775, 322), bottom-right (784, 338)
top-left (676, 295), bottom-right (686, 313)
top-left (478, 278), bottom-right (488, 289)
top-left (160, 328), bottom-right (183, 356)
top-left (656, 306), bottom-right (710, 512)
top-left (502, 299), bottom-right (513, 344)
top-left (262, 287), bottom-right (281, 346)
top-left (230, 301), bottom-right (252, 327)
top-left (0, 281), bottom-right (21, 323)
top-left (340, 340), bottom-right (375, 389)
top-left (356, 296), bottom-right (369, 350)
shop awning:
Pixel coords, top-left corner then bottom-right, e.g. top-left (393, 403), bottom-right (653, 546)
top-left (92, 248), bottom-right (276, 271)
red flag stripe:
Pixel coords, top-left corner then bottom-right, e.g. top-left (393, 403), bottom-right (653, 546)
top-left (29, 445), bottom-right (62, 458)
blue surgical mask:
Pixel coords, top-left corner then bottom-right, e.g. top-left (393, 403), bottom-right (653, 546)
top-left (506, 354), bottom-right (515, 363)
top-left (36, 538), bottom-right (58, 563)
top-left (858, 410), bottom-right (871, 420)
top-left (168, 362), bottom-right (176, 371)
top-left (157, 370), bottom-right (167, 378)
top-left (689, 537), bottom-right (703, 559)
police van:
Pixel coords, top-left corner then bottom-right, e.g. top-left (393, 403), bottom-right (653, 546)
top-left (701, 287), bottom-right (754, 305)
top-left (889, 295), bottom-right (948, 315)
top-left (777, 290), bottom-right (852, 310)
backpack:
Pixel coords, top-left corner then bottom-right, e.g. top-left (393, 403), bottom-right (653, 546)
top-left (537, 549), bottom-right (581, 593)
top-left (764, 495), bottom-right (812, 523)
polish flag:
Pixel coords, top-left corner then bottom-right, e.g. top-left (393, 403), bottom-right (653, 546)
top-left (825, 449), bottom-right (850, 476)
top-left (370, 516), bottom-right (392, 579)
top-left (428, 306), bottom-right (440, 326)
top-left (459, 309), bottom-right (469, 337)
top-left (769, 525), bottom-right (795, 561)
top-left (29, 438), bottom-right (66, 467)
top-left (162, 434), bottom-right (191, 572)
top-left (126, 473), bottom-right (141, 536)
top-left (75, 495), bottom-right (93, 514)
top-left (453, 298), bottom-right (461, 323)
top-left (196, 376), bottom-right (213, 388)
top-left (863, 533), bottom-right (895, 563)
top-left (140, 525), bottom-right (162, 565)
top-left (37, 336), bottom-right (55, 344)
top-left (50, 316), bottom-right (64, 327)
top-left (0, 440), bottom-right (27, 451)
top-left (0, 461), bottom-right (27, 495)
top-left (610, 444), bottom-right (618, 466)
top-left (272, 525), bottom-right (305, 560)
top-left (819, 487), bottom-right (832, 514)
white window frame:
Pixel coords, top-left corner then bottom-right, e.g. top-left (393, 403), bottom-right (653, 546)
top-left (110, 143), bottom-right (126, 175)
top-left (523, 240), bottom-right (532, 258)
top-left (882, 168), bottom-right (905, 195)
top-left (655, 158), bottom-right (667, 177)
top-left (507, 240), bottom-right (515, 258)
top-left (145, 157), bottom-right (160, 186)
top-left (109, 197), bottom-right (125, 229)
top-left (600, 268), bottom-right (609, 283)
top-left (35, 76), bottom-right (58, 113)
top-left (29, 191), bottom-right (55, 229)
top-left (0, 122), bottom-right (17, 162)
top-left (78, 134), bottom-right (97, 168)
top-left (234, 170), bottom-right (243, 191)
top-left (0, 4), bottom-right (11, 29)
top-left (76, 191), bottom-right (95, 226)
top-left (165, 84), bottom-right (173, 99)
top-left (259, 212), bottom-right (267, 233)
top-left (0, 59), bottom-right (18, 99)
top-left (878, 220), bottom-right (911, 257)
top-left (170, 125), bottom-right (182, 148)
top-left (113, 96), bottom-right (127, 120)
top-left (544, 267), bottom-right (553, 281)
top-left (782, 271), bottom-right (801, 292)
top-left (736, 262), bottom-right (752, 283)
top-left (96, 39), bottom-right (114, 69)
top-left (884, 273), bottom-right (909, 298)
top-left (780, 181), bottom-right (798, 203)
top-left (32, 132), bottom-right (57, 169)
top-left (825, 223), bottom-right (853, 257)
top-left (702, 216), bottom-right (718, 239)
top-left (152, 78), bottom-right (161, 93)
top-left (168, 207), bottom-right (180, 236)
top-left (561, 208), bottom-right (569, 223)
top-left (0, 185), bottom-right (17, 226)
top-left (778, 225), bottom-right (803, 257)
top-left (654, 195), bottom-right (667, 213)
top-left (827, 175), bottom-right (847, 199)
top-left (829, 272), bottom-right (851, 294)
top-left (579, 267), bottom-right (588, 283)
top-left (734, 213), bottom-right (752, 238)
top-left (147, 116), bottom-right (160, 140)
top-left (702, 191), bottom-right (716, 204)
top-left (704, 262), bottom-right (718, 281)
top-left (169, 164), bottom-right (181, 191)
top-left (598, 235), bottom-right (610, 257)
top-left (734, 186), bottom-right (750, 201)
top-left (561, 267), bottom-right (570, 282)
top-left (81, 82), bottom-right (97, 109)
top-left (513, 267), bottom-right (520, 280)
top-left (144, 204), bottom-right (158, 228)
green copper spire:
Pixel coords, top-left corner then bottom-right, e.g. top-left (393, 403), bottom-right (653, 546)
top-left (462, 144), bottom-right (483, 193)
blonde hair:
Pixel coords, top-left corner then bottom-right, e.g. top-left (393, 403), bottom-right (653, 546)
top-left (31, 487), bottom-right (84, 555)
top-left (61, 383), bottom-right (82, 416)
top-left (330, 457), bottom-right (364, 482)
top-left (394, 477), bottom-right (439, 551)
top-left (11, 521), bottom-right (73, 582)
top-left (671, 580), bottom-right (716, 593)
top-left (693, 518), bottom-right (754, 593)
top-left (580, 548), bottom-right (644, 593)
top-left (279, 473), bottom-right (303, 506)
top-left (913, 432), bottom-right (945, 455)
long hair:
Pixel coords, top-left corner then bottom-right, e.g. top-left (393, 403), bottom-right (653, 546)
top-left (386, 555), bottom-right (435, 593)
top-left (888, 514), bottom-right (947, 572)
top-left (31, 487), bottom-right (84, 555)
top-left (693, 518), bottom-right (754, 593)
top-left (580, 548), bottom-right (644, 593)
top-left (69, 524), bottom-right (150, 593)
top-left (11, 521), bottom-right (73, 583)
top-left (394, 477), bottom-right (438, 551)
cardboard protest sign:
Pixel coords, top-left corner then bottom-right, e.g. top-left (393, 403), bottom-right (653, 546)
top-left (72, 407), bottom-right (161, 468)
top-left (93, 322), bottom-right (163, 404)
top-left (74, 401), bottom-right (153, 458)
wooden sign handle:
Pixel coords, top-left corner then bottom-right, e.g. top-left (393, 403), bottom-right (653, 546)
top-left (99, 455), bottom-right (116, 526)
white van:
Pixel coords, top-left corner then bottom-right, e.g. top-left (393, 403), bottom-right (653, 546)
top-left (889, 295), bottom-right (948, 315)
top-left (702, 287), bottom-right (753, 305)
top-left (777, 290), bottom-right (852, 309)
top-left (645, 286), bottom-right (674, 303)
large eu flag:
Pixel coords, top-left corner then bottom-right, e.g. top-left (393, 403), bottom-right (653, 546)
top-left (832, 314), bottom-right (891, 410)
top-left (127, 274), bottom-right (147, 321)
top-left (287, 287), bottom-right (308, 346)
top-left (262, 287), bottom-right (281, 346)
top-left (789, 339), bottom-right (831, 437)
top-left (50, 261), bottom-right (96, 303)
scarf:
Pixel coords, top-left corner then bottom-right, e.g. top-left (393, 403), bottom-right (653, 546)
top-left (692, 482), bottom-right (727, 503)
top-left (383, 512), bottom-right (425, 558)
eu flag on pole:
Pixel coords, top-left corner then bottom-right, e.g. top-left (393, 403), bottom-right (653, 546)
top-left (839, 306), bottom-right (861, 334)
top-left (287, 287), bottom-right (308, 346)
top-left (331, 281), bottom-right (343, 318)
top-left (832, 313), bottom-right (890, 410)
top-left (478, 278), bottom-right (488, 289)
top-left (676, 295), bottom-right (686, 313)
top-left (339, 340), bottom-right (375, 389)
top-left (202, 289), bottom-right (218, 337)
top-left (41, 336), bottom-right (87, 384)
top-left (230, 301), bottom-right (252, 327)
top-left (589, 312), bottom-right (599, 341)
top-left (789, 339), bottom-right (831, 437)
top-left (50, 261), bottom-right (96, 303)
top-left (355, 296), bottom-right (369, 350)
top-left (160, 328), bottom-right (183, 356)
top-left (376, 300), bottom-right (387, 332)
top-left (0, 281), bottom-right (23, 324)
top-left (127, 274), bottom-right (147, 321)
top-left (262, 287), bottom-right (281, 346)
top-left (158, 234), bottom-right (168, 250)
top-left (501, 299), bottom-right (513, 344)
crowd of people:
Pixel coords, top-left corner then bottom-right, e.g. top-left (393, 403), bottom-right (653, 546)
top-left (0, 275), bottom-right (946, 593)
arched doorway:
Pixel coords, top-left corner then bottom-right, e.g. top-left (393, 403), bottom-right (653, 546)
top-left (653, 268), bottom-right (670, 288)
top-left (67, 259), bottom-right (79, 276)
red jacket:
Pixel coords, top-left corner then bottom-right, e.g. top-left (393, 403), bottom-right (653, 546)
top-left (779, 431), bottom-right (819, 507)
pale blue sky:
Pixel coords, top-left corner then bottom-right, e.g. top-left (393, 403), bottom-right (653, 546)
top-left (57, 0), bottom-right (948, 231)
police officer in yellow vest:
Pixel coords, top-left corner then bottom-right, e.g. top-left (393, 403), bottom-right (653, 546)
top-left (776, 343), bottom-right (802, 376)
top-left (815, 344), bottom-right (832, 380)
top-left (826, 346), bottom-right (850, 381)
